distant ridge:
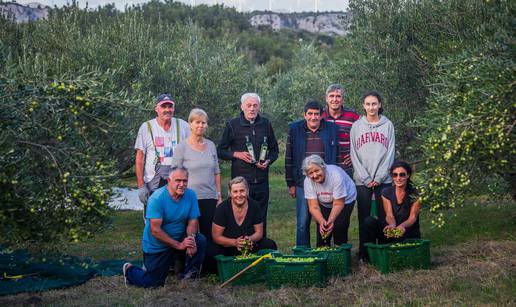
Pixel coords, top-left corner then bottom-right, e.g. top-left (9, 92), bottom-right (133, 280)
top-left (250, 11), bottom-right (350, 36)
top-left (0, 2), bottom-right (349, 36)
top-left (0, 2), bottom-right (49, 23)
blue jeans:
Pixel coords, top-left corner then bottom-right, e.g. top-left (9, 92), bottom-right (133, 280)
top-left (296, 186), bottom-right (311, 247)
top-left (126, 234), bottom-right (207, 287)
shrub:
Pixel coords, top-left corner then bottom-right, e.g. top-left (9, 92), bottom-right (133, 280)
top-left (0, 71), bottom-right (143, 245)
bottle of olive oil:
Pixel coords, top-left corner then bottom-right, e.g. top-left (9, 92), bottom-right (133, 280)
top-left (245, 135), bottom-right (256, 163)
top-left (258, 136), bottom-right (268, 163)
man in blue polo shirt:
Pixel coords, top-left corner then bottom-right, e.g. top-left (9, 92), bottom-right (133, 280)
top-left (123, 167), bottom-right (206, 287)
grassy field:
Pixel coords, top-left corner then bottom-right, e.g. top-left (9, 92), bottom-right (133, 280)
top-left (1, 167), bottom-right (515, 306)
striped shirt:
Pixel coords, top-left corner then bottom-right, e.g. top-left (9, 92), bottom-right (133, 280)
top-left (285, 122), bottom-right (324, 186)
top-left (322, 107), bottom-right (360, 171)
top-left (305, 129), bottom-right (324, 159)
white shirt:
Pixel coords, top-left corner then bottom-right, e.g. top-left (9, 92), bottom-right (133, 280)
top-left (134, 118), bottom-right (190, 183)
top-left (304, 164), bottom-right (357, 208)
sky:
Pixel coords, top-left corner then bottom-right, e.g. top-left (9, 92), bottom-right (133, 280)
top-left (14, 0), bottom-right (349, 12)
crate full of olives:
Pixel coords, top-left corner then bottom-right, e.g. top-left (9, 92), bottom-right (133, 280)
top-left (292, 244), bottom-right (352, 277)
top-left (365, 239), bottom-right (431, 274)
top-left (215, 249), bottom-right (278, 285)
top-left (264, 254), bottom-right (328, 289)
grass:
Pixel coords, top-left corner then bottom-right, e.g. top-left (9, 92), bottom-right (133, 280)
top-left (1, 170), bottom-right (515, 306)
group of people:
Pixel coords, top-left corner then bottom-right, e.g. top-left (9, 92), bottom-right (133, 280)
top-left (123, 85), bottom-right (422, 288)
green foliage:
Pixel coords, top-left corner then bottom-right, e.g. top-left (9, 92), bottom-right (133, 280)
top-left (337, 0), bottom-right (514, 157)
top-left (129, 0), bottom-right (251, 35)
top-left (337, 0), bottom-right (515, 224)
top-left (0, 4), bottom-right (257, 245)
top-left (266, 44), bottom-right (338, 136)
top-left (417, 43), bottom-right (515, 227)
top-left (0, 72), bottom-right (144, 245)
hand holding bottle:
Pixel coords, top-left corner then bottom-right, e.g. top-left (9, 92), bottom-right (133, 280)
top-left (233, 151), bottom-right (254, 163)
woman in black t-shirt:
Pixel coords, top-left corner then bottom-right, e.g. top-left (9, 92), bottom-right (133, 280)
top-left (203, 177), bottom-right (277, 272)
top-left (362, 161), bottom-right (422, 261)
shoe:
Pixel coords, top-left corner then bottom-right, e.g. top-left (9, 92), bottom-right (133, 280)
top-left (123, 262), bottom-right (132, 286)
top-left (182, 268), bottom-right (200, 280)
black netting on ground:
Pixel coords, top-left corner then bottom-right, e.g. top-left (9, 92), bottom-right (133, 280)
top-left (0, 248), bottom-right (140, 296)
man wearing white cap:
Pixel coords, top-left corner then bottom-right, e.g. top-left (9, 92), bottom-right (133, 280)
top-left (135, 94), bottom-right (191, 211)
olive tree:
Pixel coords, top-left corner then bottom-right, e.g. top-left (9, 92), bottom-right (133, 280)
top-left (417, 43), bottom-right (515, 227)
top-left (0, 71), bottom-right (144, 245)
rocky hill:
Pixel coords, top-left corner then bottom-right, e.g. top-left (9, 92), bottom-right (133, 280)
top-left (0, 2), bottom-right (49, 23)
top-left (250, 12), bottom-right (350, 36)
top-left (0, 2), bottom-right (349, 36)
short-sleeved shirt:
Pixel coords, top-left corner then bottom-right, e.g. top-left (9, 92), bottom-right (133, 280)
top-left (170, 140), bottom-right (220, 200)
top-left (213, 198), bottom-right (262, 239)
top-left (381, 186), bottom-right (421, 237)
top-left (304, 164), bottom-right (357, 208)
top-left (134, 118), bottom-right (190, 183)
top-left (142, 186), bottom-right (200, 254)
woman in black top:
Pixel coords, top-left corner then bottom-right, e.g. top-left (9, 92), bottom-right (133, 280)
top-left (363, 161), bottom-right (422, 260)
top-left (204, 177), bottom-right (277, 272)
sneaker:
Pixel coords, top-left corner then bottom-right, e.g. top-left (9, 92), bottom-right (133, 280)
top-left (123, 262), bottom-right (132, 286)
top-left (182, 268), bottom-right (200, 280)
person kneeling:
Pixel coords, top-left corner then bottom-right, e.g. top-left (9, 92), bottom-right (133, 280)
top-left (123, 167), bottom-right (206, 287)
top-left (303, 155), bottom-right (357, 247)
top-left (206, 177), bottom-right (277, 269)
top-left (363, 161), bottom-right (422, 261)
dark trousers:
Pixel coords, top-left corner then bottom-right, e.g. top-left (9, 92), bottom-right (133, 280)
top-left (356, 184), bottom-right (389, 259)
top-left (316, 202), bottom-right (355, 247)
top-left (203, 237), bottom-right (277, 273)
top-left (249, 181), bottom-right (270, 237)
top-left (363, 216), bottom-right (421, 261)
top-left (198, 199), bottom-right (217, 242)
top-left (126, 234), bottom-right (207, 287)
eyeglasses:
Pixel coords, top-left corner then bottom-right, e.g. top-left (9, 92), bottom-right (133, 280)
top-left (391, 172), bottom-right (407, 178)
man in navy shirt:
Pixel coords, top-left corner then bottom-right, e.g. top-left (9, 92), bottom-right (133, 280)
top-left (123, 167), bottom-right (206, 287)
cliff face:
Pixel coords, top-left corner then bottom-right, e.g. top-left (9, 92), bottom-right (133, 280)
top-left (0, 2), bottom-right (49, 23)
top-left (0, 2), bottom-right (349, 37)
top-left (250, 12), bottom-right (350, 36)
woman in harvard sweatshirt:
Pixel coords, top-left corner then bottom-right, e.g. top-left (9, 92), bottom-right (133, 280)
top-left (350, 91), bottom-right (395, 262)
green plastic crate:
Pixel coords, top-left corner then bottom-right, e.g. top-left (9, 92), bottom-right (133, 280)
top-left (265, 254), bottom-right (328, 289)
top-left (365, 239), bottom-right (431, 274)
top-left (291, 246), bottom-right (309, 255)
top-left (292, 244), bottom-right (352, 277)
top-left (214, 249), bottom-right (277, 285)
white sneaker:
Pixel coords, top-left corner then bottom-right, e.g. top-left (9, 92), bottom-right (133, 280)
top-left (123, 262), bottom-right (132, 287)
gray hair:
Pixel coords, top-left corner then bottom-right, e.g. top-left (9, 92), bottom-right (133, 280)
top-left (228, 176), bottom-right (249, 191)
top-left (168, 166), bottom-right (189, 178)
top-left (302, 155), bottom-right (327, 175)
top-left (240, 93), bottom-right (261, 105)
top-left (325, 84), bottom-right (346, 97)
top-left (188, 108), bottom-right (208, 123)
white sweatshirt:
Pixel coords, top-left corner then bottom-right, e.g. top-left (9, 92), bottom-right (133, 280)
top-left (350, 115), bottom-right (395, 186)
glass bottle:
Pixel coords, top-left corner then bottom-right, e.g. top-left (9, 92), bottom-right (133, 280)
top-left (259, 136), bottom-right (268, 163)
top-left (245, 135), bottom-right (256, 163)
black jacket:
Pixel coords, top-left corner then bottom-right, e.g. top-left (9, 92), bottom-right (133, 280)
top-left (217, 112), bottom-right (279, 184)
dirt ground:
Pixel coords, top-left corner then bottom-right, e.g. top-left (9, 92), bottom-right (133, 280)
top-left (1, 240), bottom-right (515, 306)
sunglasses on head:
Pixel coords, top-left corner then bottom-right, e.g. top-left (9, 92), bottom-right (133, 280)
top-left (391, 172), bottom-right (407, 178)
